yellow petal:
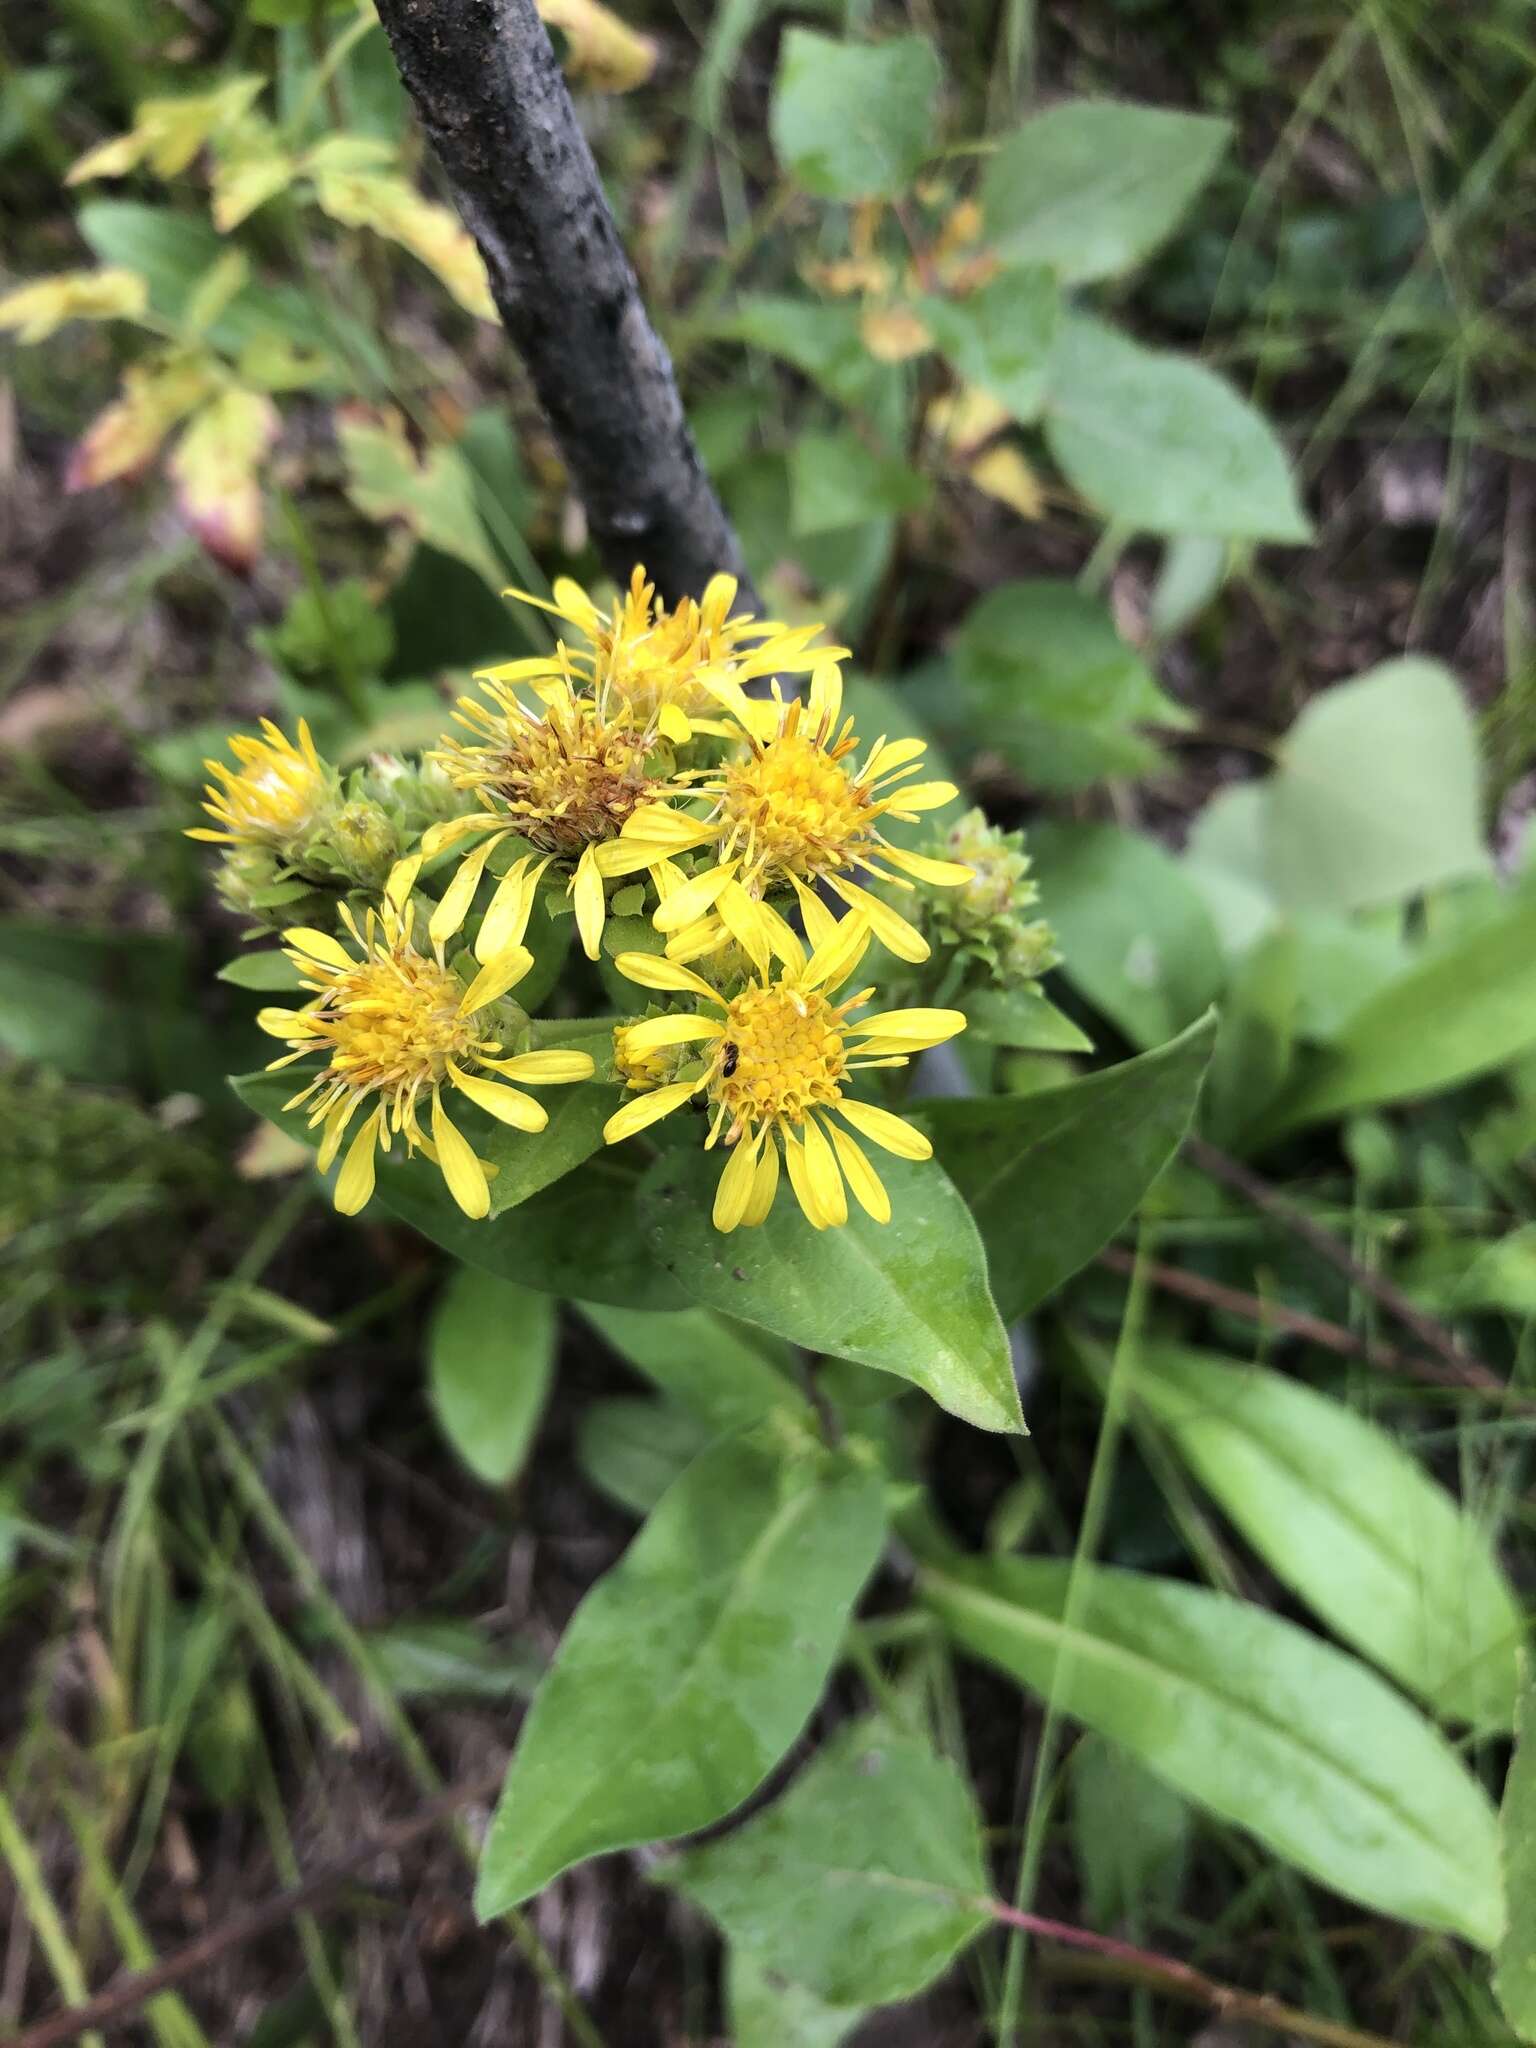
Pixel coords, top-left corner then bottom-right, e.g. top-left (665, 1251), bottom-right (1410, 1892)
top-left (430, 833), bottom-right (502, 949)
top-left (283, 926), bottom-right (352, 969)
top-left (612, 952), bottom-right (722, 1003)
top-left (788, 874), bottom-right (839, 950)
top-left (475, 855), bottom-right (547, 962)
top-left (800, 1114), bottom-right (847, 1227)
top-left (432, 1092), bottom-right (491, 1217)
top-left (827, 1122), bottom-right (890, 1224)
top-left (459, 945), bottom-right (534, 1014)
top-left (448, 1064), bottom-right (548, 1132)
top-left (385, 852), bottom-right (423, 912)
top-left (864, 736), bottom-right (928, 780)
top-left (421, 813), bottom-right (497, 857)
top-left (782, 1128), bottom-right (830, 1230)
top-left (836, 1097), bottom-right (932, 1160)
top-left (879, 845), bottom-right (974, 886)
top-left (602, 1078), bottom-right (699, 1145)
top-left (490, 1049), bottom-right (597, 1084)
top-left (316, 1094), bottom-right (366, 1173)
top-left (714, 878), bottom-right (771, 975)
top-left (757, 897), bottom-right (807, 974)
top-left (712, 1130), bottom-right (762, 1233)
top-left (620, 803), bottom-right (712, 848)
top-left (255, 1005), bottom-right (309, 1038)
top-left (618, 1013), bottom-right (722, 1052)
top-left (741, 1133), bottom-right (780, 1227)
top-left (573, 842), bottom-right (606, 961)
top-left (652, 860), bottom-right (737, 933)
top-left (885, 781), bottom-right (957, 813)
top-left (807, 658), bottom-right (844, 733)
top-left (657, 702), bottom-right (692, 745)
top-left (852, 1007), bottom-right (967, 1047)
top-left (801, 912), bottom-right (873, 993)
top-left (828, 879), bottom-right (930, 964)
top-left (334, 1108), bottom-right (382, 1214)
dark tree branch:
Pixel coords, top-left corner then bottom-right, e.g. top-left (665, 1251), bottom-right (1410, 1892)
top-left (373, 0), bottom-right (758, 611)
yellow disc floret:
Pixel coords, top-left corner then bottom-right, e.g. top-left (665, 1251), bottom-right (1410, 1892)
top-left (715, 983), bottom-right (847, 1128)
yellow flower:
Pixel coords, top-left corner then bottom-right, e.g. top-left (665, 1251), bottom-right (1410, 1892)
top-left (256, 860), bottom-right (594, 1218)
top-left (501, 566), bottom-right (841, 745)
top-left (423, 666), bottom-right (674, 962)
top-left (601, 916), bottom-right (964, 1232)
top-left (613, 662), bottom-right (971, 967)
top-left (187, 719), bottom-right (330, 851)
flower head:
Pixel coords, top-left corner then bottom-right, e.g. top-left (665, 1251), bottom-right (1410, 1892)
top-left (602, 916), bottom-right (964, 1232)
top-left (505, 567), bottom-right (840, 745)
top-left (612, 663), bottom-right (971, 967)
top-left (256, 859), bottom-right (593, 1217)
top-left (188, 718), bottom-right (331, 852)
top-left (923, 808), bottom-right (1061, 989)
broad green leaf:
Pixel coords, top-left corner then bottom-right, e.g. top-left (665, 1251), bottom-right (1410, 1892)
top-left (576, 1397), bottom-right (712, 1515)
top-left (427, 1268), bottom-right (555, 1487)
top-left (637, 1145), bottom-right (1022, 1435)
top-left (474, 1431), bottom-right (888, 1915)
top-left (1201, 926), bottom-right (1297, 1146)
top-left (949, 579), bottom-right (1185, 793)
top-left (363, 1617), bottom-right (542, 1702)
top-left (840, 671), bottom-right (964, 835)
top-left (965, 987), bottom-right (1093, 1054)
top-left (728, 1950), bottom-right (863, 2048)
top-left (770, 30), bottom-right (940, 201)
top-left (669, 1719), bottom-right (990, 2005)
top-left (1072, 1734), bottom-right (1190, 1928)
top-left (1497, 1672), bottom-right (1536, 2040)
top-left (923, 1015), bottom-right (1216, 1323)
top-left (1286, 910), bottom-right (1412, 1042)
top-left (216, 951), bottom-right (306, 993)
top-left (920, 266), bottom-right (1061, 425)
top-left (922, 1554), bottom-right (1505, 1946)
top-left (338, 410), bottom-right (505, 590)
top-left (1257, 890), bottom-right (1536, 1137)
top-left (1183, 782), bottom-right (1279, 958)
top-left (1148, 533), bottom-right (1228, 640)
top-left (981, 100), bottom-right (1231, 283)
top-left (1046, 317), bottom-right (1311, 543)
top-left (790, 430), bottom-right (929, 535)
top-left (718, 295), bottom-right (886, 409)
top-left (1031, 822), bottom-right (1225, 1049)
top-left (1265, 659), bottom-right (1487, 912)
top-left (576, 1304), bottom-right (803, 1430)
top-left (1124, 1341), bottom-right (1522, 1730)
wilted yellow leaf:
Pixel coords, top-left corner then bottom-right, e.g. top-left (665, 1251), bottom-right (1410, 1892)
top-left (211, 129), bottom-right (298, 231)
top-left (168, 386), bottom-right (279, 571)
top-left (67, 355), bottom-right (215, 489)
top-left (804, 256), bottom-right (892, 297)
top-left (312, 170), bottom-right (497, 320)
top-left (966, 443), bottom-right (1044, 521)
top-left (0, 267), bottom-right (147, 345)
top-left (930, 384), bottom-right (1011, 456)
top-left (68, 76), bottom-right (265, 184)
top-left (860, 301), bottom-right (932, 362)
top-left (539, 0), bottom-right (657, 92)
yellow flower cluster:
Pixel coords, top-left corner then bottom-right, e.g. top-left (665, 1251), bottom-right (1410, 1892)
top-left (195, 564), bottom-right (973, 1232)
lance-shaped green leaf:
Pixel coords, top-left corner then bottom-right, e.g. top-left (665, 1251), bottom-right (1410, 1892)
top-left (923, 1014), bottom-right (1216, 1323)
top-left (728, 1950), bottom-right (864, 2048)
top-left (1496, 1672), bottom-right (1536, 2039)
top-left (427, 1267), bottom-right (555, 1488)
top-left (576, 1303), bottom-right (805, 1430)
top-left (922, 1554), bottom-right (1504, 1948)
top-left (1121, 1341), bottom-right (1522, 1730)
top-left (474, 1431), bottom-right (888, 1916)
top-left (636, 1146), bottom-right (1022, 1435)
top-left (669, 1719), bottom-right (990, 2007)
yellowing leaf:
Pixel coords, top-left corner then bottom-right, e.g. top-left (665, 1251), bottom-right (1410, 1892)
top-left (860, 300), bottom-right (932, 362)
top-left (66, 355), bottom-right (215, 489)
top-left (0, 267), bottom-right (147, 344)
top-left (168, 386), bottom-right (279, 571)
top-left (930, 383), bottom-right (1010, 455)
top-left (337, 405), bottom-right (504, 589)
top-left (211, 134), bottom-right (298, 231)
top-left (67, 76), bottom-right (265, 184)
top-left (967, 443), bottom-right (1044, 520)
top-left (538, 0), bottom-right (658, 92)
top-left (311, 169), bottom-right (496, 320)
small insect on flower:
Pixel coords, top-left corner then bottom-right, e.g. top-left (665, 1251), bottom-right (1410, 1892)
top-left (609, 661), bottom-right (973, 970)
top-left (256, 858), bottom-right (594, 1218)
top-left (602, 916), bottom-right (965, 1233)
top-left (186, 718), bottom-right (331, 852)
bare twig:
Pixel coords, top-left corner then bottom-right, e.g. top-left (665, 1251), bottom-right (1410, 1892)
top-left (372, 0), bottom-right (756, 610)
top-left (1096, 1246), bottom-right (1530, 1407)
top-left (1183, 1134), bottom-right (1503, 1395)
top-left (11, 1773), bottom-right (503, 2048)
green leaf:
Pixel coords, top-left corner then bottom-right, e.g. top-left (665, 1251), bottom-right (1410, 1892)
top-left (1183, 782), bottom-right (1279, 958)
top-left (770, 30), bottom-right (940, 201)
top-left (427, 1267), bottom-right (555, 1487)
top-left (1201, 925), bottom-right (1297, 1145)
top-left (1264, 659), bottom-right (1488, 912)
top-left (922, 1554), bottom-right (1505, 1946)
top-left (1072, 1734), bottom-right (1190, 1928)
top-left (1123, 1342), bottom-right (1523, 1729)
top-left (474, 1431), bottom-right (888, 1915)
top-left (920, 266), bottom-right (1060, 425)
top-left (790, 431), bottom-right (929, 536)
top-left (636, 1145), bottom-right (1022, 1435)
top-left (718, 295), bottom-right (886, 409)
top-left (1031, 822), bottom-right (1226, 1049)
top-left (1257, 891), bottom-right (1536, 1136)
top-left (217, 950), bottom-right (306, 992)
top-left (981, 99), bottom-right (1231, 283)
top-left (1497, 1671), bottom-right (1536, 2040)
top-left (728, 1950), bottom-right (863, 2048)
top-left (965, 987), bottom-right (1093, 1054)
top-left (949, 580), bottom-right (1185, 793)
top-left (923, 1015), bottom-right (1217, 1323)
top-left (575, 1304), bottom-right (804, 1431)
top-left (840, 671), bottom-right (965, 834)
top-left (669, 1719), bottom-right (990, 2005)
top-left (338, 411), bottom-right (505, 591)
top-left (363, 1617), bottom-right (542, 1702)
top-left (575, 1397), bottom-right (712, 1515)
top-left (1045, 316), bottom-right (1311, 543)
